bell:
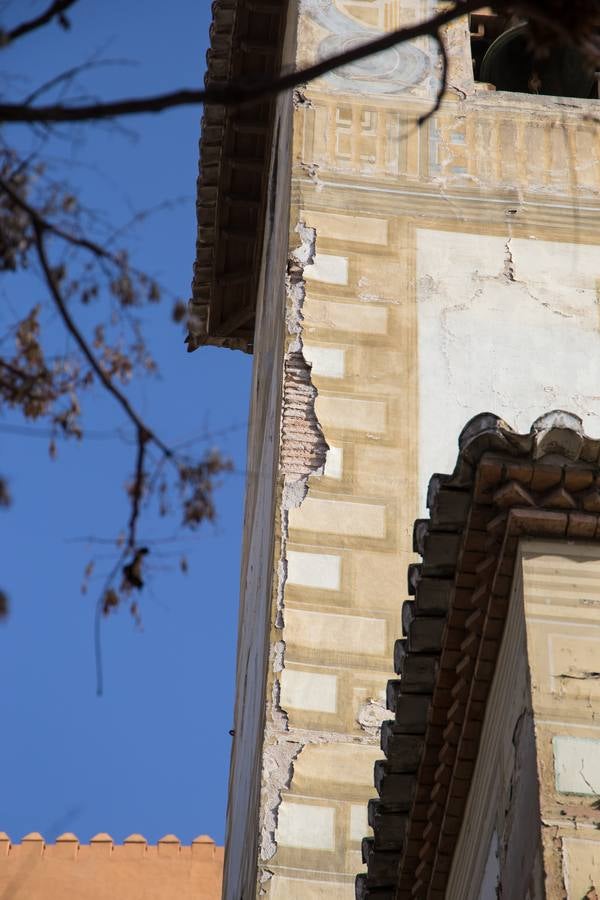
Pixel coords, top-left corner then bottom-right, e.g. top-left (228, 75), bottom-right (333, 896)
top-left (479, 23), bottom-right (596, 98)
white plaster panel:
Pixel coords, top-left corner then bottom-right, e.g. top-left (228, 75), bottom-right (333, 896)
top-left (287, 550), bottom-right (342, 590)
top-left (285, 608), bottom-right (387, 655)
top-left (277, 801), bottom-right (336, 850)
top-left (553, 735), bottom-right (600, 795)
top-left (416, 230), bottom-right (600, 511)
top-left (350, 804), bottom-right (370, 841)
top-left (323, 444), bottom-right (344, 479)
top-left (280, 668), bottom-right (338, 713)
top-left (304, 343), bottom-right (346, 378)
top-left (306, 253), bottom-right (349, 285)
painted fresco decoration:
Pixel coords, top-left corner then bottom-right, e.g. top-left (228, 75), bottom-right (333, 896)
top-left (303, 0), bottom-right (430, 94)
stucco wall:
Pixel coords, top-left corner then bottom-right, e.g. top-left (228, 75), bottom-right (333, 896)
top-left (226, 1), bottom-right (600, 896)
top-left (522, 541), bottom-right (600, 899)
top-left (0, 833), bottom-right (222, 900)
top-left (221, 75), bottom-right (296, 900)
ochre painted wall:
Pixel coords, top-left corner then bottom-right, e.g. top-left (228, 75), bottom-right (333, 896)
top-left (224, 2), bottom-right (600, 897)
top-left (0, 833), bottom-right (223, 900)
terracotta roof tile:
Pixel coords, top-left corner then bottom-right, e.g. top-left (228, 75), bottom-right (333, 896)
top-left (357, 410), bottom-right (600, 899)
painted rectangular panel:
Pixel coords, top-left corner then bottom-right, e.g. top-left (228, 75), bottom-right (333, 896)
top-left (303, 344), bottom-right (345, 378)
top-left (323, 445), bottom-right (343, 480)
top-left (276, 801), bottom-right (336, 850)
top-left (316, 395), bottom-right (387, 433)
top-left (289, 497), bottom-right (386, 538)
top-left (305, 253), bottom-right (349, 285)
top-left (287, 550), bottom-right (342, 590)
top-left (280, 668), bottom-right (338, 713)
top-left (284, 608), bottom-right (386, 655)
top-left (293, 742), bottom-right (382, 787)
top-left (553, 736), bottom-right (600, 795)
top-left (416, 230), bottom-right (600, 509)
top-left (300, 209), bottom-right (389, 245)
top-left (563, 837), bottom-right (600, 899)
top-left (304, 299), bottom-right (388, 334)
top-left (350, 804), bottom-right (370, 841)
top-left (268, 875), bottom-right (351, 899)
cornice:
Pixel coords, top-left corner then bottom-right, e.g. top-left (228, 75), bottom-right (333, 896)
top-left (188, 0), bottom-right (289, 353)
top-left (356, 410), bottom-right (600, 899)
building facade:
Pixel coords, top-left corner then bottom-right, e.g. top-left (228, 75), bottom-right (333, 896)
top-left (190, 2), bottom-right (600, 897)
top-left (0, 832), bottom-right (223, 900)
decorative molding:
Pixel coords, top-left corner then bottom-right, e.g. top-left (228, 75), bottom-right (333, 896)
top-left (356, 409), bottom-right (600, 899)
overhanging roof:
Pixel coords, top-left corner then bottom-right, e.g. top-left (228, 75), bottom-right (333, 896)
top-left (357, 410), bottom-right (600, 899)
top-left (187, 0), bottom-right (289, 353)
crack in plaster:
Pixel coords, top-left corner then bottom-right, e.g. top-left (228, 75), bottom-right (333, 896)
top-left (503, 238), bottom-right (516, 282)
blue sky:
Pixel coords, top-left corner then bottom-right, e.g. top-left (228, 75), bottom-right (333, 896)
top-left (0, 1), bottom-right (250, 845)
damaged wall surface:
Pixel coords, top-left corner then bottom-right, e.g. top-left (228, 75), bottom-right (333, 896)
top-left (220, 1), bottom-right (600, 897)
top-left (447, 557), bottom-right (544, 899)
top-left (522, 542), bottom-right (600, 899)
top-left (450, 540), bottom-right (600, 898)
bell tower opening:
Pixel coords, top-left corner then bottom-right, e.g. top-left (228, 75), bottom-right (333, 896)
top-left (470, 10), bottom-right (599, 98)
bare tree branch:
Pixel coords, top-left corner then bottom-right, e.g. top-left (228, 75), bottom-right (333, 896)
top-left (0, 0), bottom-right (483, 123)
top-left (127, 427), bottom-right (149, 551)
top-left (418, 30), bottom-right (448, 125)
top-left (0, 0), bottom-right (593, 126)
top-left (32, 220), bottom-right (171, 457)
top-left (0, 172), bottom-right (111, 259)
top-left (23, 58), bottom-right (135, 107)
top-left (0, 0), bottom-right (78, 49)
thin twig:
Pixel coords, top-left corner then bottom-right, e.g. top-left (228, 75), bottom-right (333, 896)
top-left (0, 172), bottom-right (112, 259)
top-left (128, 427), bottom-right (149, 550)
top-left (0, 0), bottom-right (484, 123)
top-left (94, 555), bottom-right (125, 697)
top-left (418, 30), bottom-right (449, 126)
top-left (23, 59), bottom-right (136, 107)
top-left (0, 0), bottom-right (78, 48)
top-left (32, 221), bottom-right (171, 457)
top-left (0, 422), bottom-right (121, 439)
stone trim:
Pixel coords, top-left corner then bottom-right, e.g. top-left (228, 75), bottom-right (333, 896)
top-left (356, 410), bottom-right (600, 900)
top-left (188, 0), bottom-right (289, 353)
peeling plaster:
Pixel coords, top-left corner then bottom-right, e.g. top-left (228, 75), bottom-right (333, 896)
top-left (357, 696), bottom-right (390, 736)
top-left (293, 87), bottom-right (313, 109)
top-left (298, 162), bottom-right (323, 191)
top-left (260, 739), bottom-right (303, 862)
top-left (257, 222), bottom-right (330, 877)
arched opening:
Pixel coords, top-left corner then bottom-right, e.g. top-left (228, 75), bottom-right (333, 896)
top-left (470, 10), bottom-right (599, 98)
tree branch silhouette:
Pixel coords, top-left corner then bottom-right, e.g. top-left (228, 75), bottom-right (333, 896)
top-left (0, 1), bottom-right (483, 123)
top-left (0, 167), bottom-right (231, 629)
top-left (1, 0), bottom-right (597, 127)
top-left (0, 0), bottom-right (78, 49)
